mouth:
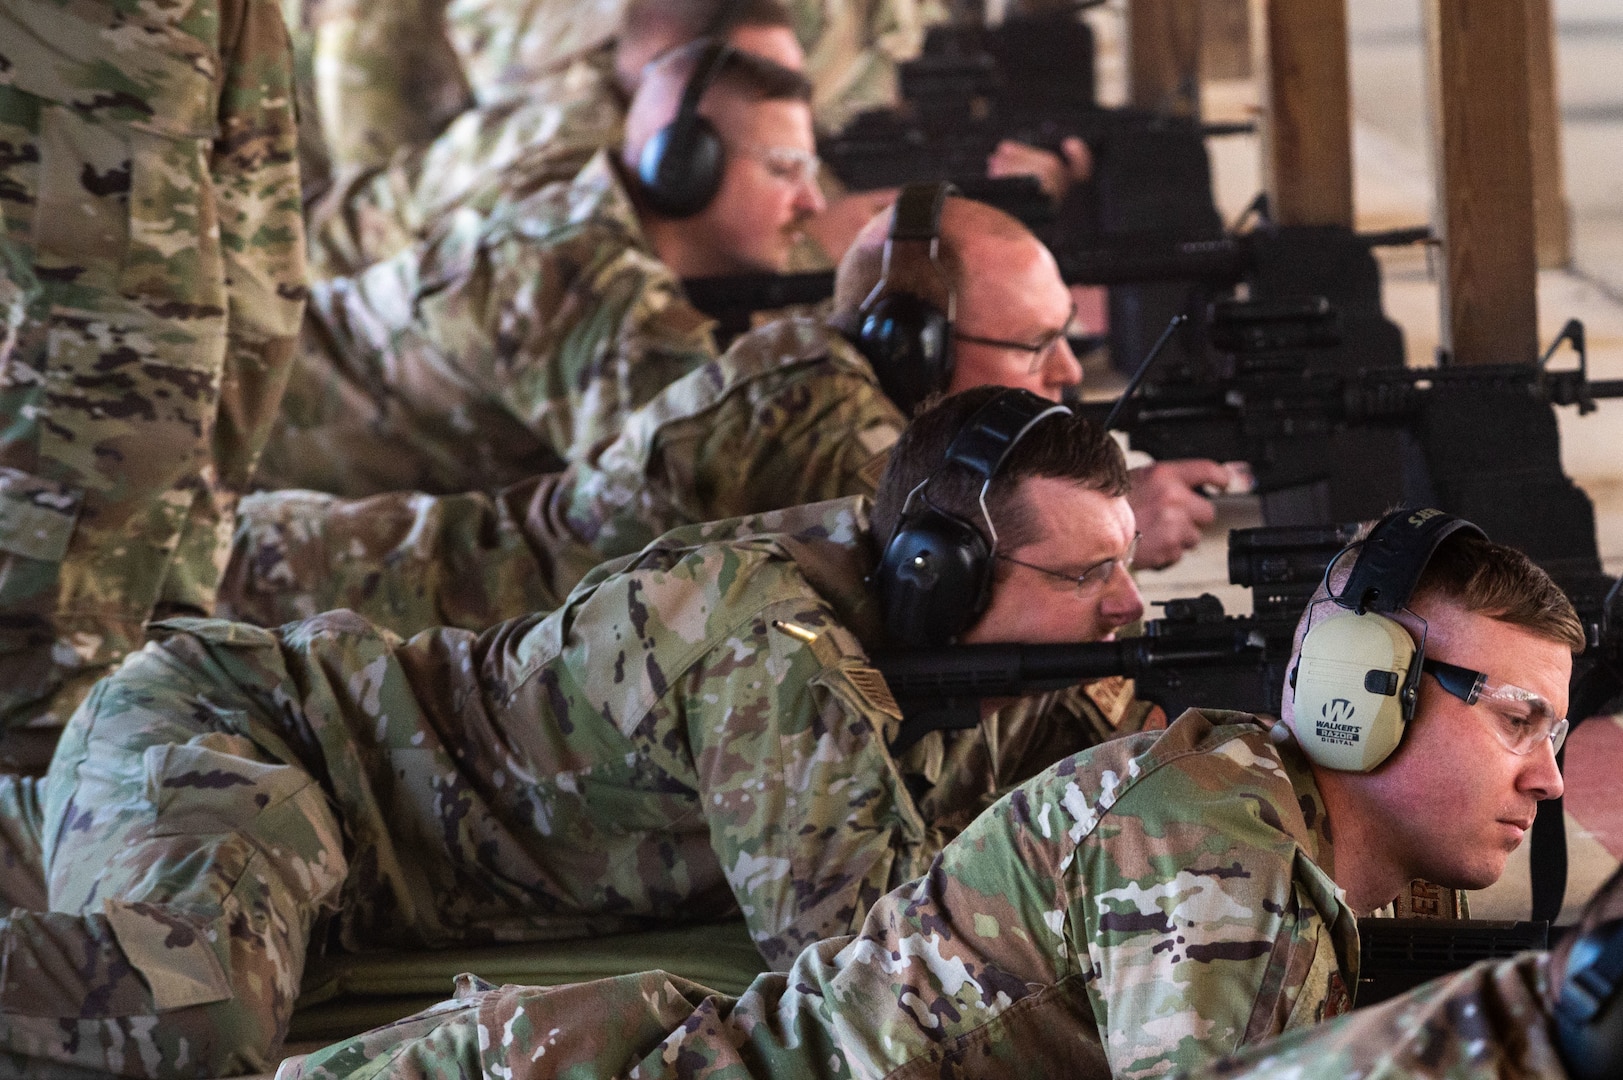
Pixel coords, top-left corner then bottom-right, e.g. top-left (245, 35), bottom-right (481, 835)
top-left (1498, 818), bottom-right (1535, 843)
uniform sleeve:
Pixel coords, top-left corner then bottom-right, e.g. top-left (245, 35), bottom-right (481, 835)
top-left (1177, 953), bottom-right (1559, 1080)
top-left (410, 216), bottom-right (716, 466)
top-left (657, 599), bottom-right (942, 971)
top-left (562, 364), bottom-right (904, 560)
top-left (210, 0), bottom-right (308, 496)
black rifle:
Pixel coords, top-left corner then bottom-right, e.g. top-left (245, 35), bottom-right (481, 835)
top-left (1086, 312), bottom-right (1623, 575)
top-left (874, 522), bottom-right (1359, 753)
top-left (1357, 919), bottom-right (1550, 1007)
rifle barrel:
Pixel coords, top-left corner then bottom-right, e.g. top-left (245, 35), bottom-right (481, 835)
top-left (873, 633), bottom-right (1263, 701)
top-left (681, 271), bottom-right (836, 320)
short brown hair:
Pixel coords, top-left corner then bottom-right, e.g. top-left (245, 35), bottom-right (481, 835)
top-left (652, 37), bottom-right (811, 108)
top-left (622, 0), bottom-right (794, 49)
top-left (1413, 531), bottom-right (1585, 652)
top-left (872, 387), bottom-right (1130, 555)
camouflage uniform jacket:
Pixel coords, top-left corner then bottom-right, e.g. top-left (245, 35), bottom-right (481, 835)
top-left (220, 316), bottom-right (905, 635)
top-left (0, 0), bottom-right (306, 731)
top-left (287, 709), bottom-right (1358, 1080)
top-left (253, 149), bottom-right (716, 497)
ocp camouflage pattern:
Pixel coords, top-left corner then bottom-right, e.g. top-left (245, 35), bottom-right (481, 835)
top-left (0, 497), bottom-right (1146, 1076)
top-left (252, 150), bottom-right (717, 498)
top-left (0, 0), bottom-right (306, 731)
top-left (220, 317), bottom-right (904, 636)
top-left (285, 709), bottom-right (1358, 1080)
top-left (302, 45), bottom-right (621, 280)
top-left (1183, 953), bottom-right (1564, 1080)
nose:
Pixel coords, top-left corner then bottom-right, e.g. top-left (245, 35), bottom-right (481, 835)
top-left (1518, 739), bottom-right (1565, 802)
top-left (796, 174), bottom-right (827, 216)
top-left (1100, 563), bottom-right (1145, 629)
top-left (1044, 336), bottom-right (1084, 396)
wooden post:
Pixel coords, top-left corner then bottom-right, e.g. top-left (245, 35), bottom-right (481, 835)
top-left (1250, 0), bottom-right (1354, 228)
top-left (1202, 0), bottom-right (1252, 80)
top-left (1128, 0), bottom-right (1201, 118)
top-left (1526, 0), bottom-right (1572, 268)
top-left (1425, 0), bottom-right (1540, 366)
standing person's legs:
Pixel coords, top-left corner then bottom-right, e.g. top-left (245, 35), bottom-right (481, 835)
top-left (0, 644), bottom-right (348, 1078)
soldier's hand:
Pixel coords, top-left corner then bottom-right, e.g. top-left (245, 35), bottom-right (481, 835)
top-left (1126, 459), bottom-right (1237, 570)
top-left (987, 137), bottom-right (1092, 202)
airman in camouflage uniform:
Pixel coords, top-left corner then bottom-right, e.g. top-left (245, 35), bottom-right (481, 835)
top-left (302, 0), bottom-right (940, 281)
top-left (0, 0), bottom-right (306, 740)
top-left (254, 45), bottom-right (823, 498)
top-left (222, 315), bottom-right (904, 633)
top-left (0, 384), bottom-right (1157, 1074)
top-left (281, 708), bottom-right (1355, 1080)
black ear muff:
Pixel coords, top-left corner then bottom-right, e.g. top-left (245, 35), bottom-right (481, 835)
top-left (638, 43), bottom-right (730, 218)
top-left (877, 506), bottom-right (994, 648)
top-left (856, 182), bottom-right (957, 416)
top-left (876, 388), bottom-right (1071, 647)
top-left (861, 292), bottom-right (953, 411)
top-left (1289, 508), bottom-right (1487, 772)
top-left (1556, 918), bottom-right (1623, 1080)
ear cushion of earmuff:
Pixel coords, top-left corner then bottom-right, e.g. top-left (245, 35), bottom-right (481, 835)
top-left (858, 292), bottom-right (954, 417)
top-left (1290, 610), bottom-right (1416, 772)
top-left (877, 505), bottom-right (991, 648)
top-left (637, 115), bottom-right (725, 218)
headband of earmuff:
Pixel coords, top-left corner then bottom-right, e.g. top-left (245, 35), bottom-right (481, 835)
top-left (857, 181), bottom-right (959, 416)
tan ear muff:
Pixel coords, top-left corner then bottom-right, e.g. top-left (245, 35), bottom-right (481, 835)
top-left (1291, 609), bottom-right (1416, 771)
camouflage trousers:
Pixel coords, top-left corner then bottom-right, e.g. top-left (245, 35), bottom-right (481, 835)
top-left (281, 953), bottom-right (1565, 1080)
top-left (218, 474), bottom-right (595, 635)
top-left (0, 646), bottom-right (346, 1078)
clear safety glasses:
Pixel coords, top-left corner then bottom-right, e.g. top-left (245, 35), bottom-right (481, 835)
top-left (1421, 656), bottom-right (1569, 756)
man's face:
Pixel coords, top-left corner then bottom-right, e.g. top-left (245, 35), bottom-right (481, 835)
top-left (961, 476), bottom-right (1145, 645)
top-left (692, 97), bottom-right (825, 274)
top-left (1348, 598), bottom-right (1569, 891)
top-left (948, 239), bottom-right (1083, 402)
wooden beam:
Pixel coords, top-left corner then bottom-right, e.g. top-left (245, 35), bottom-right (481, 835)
top-left (1128, 0), bottom-right (1201, 118)
top-left (1425, 0), bottom-right (1539, 367)
top-left (1202, 0), bottom-right (1252, 80)
top-left (1526, 0), bottom-right (1572, 268)
top-left (1251, 0), bottom-right (1353, 227)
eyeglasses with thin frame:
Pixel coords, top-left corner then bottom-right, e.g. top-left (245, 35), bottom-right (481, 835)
top-left (1421, 656), bottom-right (1568, 756)
top-left (954, 299), bottom-right (1079, 375)
top-left (740, 144), bottom-right (821, 188)
top-left (995, 533), bottom-right (1140, 595)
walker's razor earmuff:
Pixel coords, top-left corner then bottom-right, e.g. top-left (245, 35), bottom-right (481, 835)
top-left (1289, 507), bottom-right (1487, 771)
top-left (876, 388), bottom-right (1070, 648)
top-left (1556, 917), bottom-right (1623, 1080)
top-left (637, 41), bottom-right (732, 218)
top-left (856, 182), bottom-right (958, 416)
